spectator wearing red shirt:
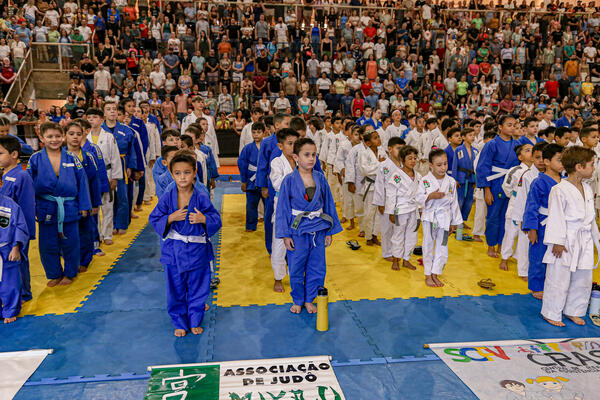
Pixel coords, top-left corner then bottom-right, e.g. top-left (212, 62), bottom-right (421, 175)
top-left (364, 22), bottom-right (377, 42)
top-left (253, 72), bottom-right (267, 95)
top-left (0, 58), bottom-right (15, 96)
top-left (545, 78), bottom-right (559, 98)
top-left (361, 79), bottom-right (372, 97)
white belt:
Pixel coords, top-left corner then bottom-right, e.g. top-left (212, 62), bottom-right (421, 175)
top-left (539, 206), bottom-right (548, 226)
top-left (248, 164), bottom-right (257, 172)
top-left (486, 166), bottom-right (510, 182)
top-left (165, 231), bottom-right (207, 244)
top-left (291, 208), bottom-right (323, 220)
top-left (567, 226), bottom-right (600, 272)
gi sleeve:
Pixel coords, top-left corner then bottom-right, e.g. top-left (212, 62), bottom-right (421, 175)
top-left (502, 165), bottom-right (518, 198)
top-left (237, 145), bottom-right (249, 184)
top-left (275, 175), bottom-right (293, 239)
top-left (126, 131), bottom-right (138, 171)
top-left (450, 179), bottom-right (464, 226)
top-left (74, 157), bottom-right (92, 212)
top-left (153, 162), bottom-right (166, 199)
top-left (326, 135), bottom-right (337, 166)
top-left (344, 149), bottom-right (356, 184)
top-left (522, 179), bottom-right (542, 232)
top-left (133, 131), bottom-right (146, 171)
top-left (542, 186), bottom-right (566, 247)
top-left (319, 132), bottom-right (330, 163)
top-left (11, 202), bottom-right (30, 249)
top-left (359, 149), bottom-right (379, 178)
top-left (451, 147), bottom-right (460, 182)
top-left (270, 159), bottom-right (288, 192)
top-left (320, 172), bottom-right (343, 235)
top-left (372, 164), bottom-right (386, 207)
top-left (149, 193), bottom-right (171, 237)
top-left (511, 175), bottom-right (529, 222)
top-left (14, 135), bottom-right (33, 156)
top-left (475, 139), bottom-right (494, 189)
top-left (415, 176), bottom-right (428, 209)
top-left (85, 152), bottom-right (103, 208)
top-left (197, 190), bottom-right (222, 237)
top-left (205, 147), bottom-right (219, 180)
top-left (110, 136), bottom-right (124, 181)
top-left (255, 138), bottom-right (271, 189)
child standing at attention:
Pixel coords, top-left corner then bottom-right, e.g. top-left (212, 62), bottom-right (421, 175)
top-left (451, 128), bottom-right (478, 226)
top-left (27, 122), bottom-right (92, 286)
top-left (359, 130), bottom-right (383, 246)
top-left (238, 122), bottom-right (265, 232)
top-left (444, 127), bottom-right (462, 177)
top-left (541, 146), bottom-right (600, 327)
top-left (523, 144), bottom-right (563, 300)
top-left (276, 138), bottom-right (342, 314)
top-left (149, 151), bottom-right (222, 337)
top-left (0, 136), bottom-right (35, 302)
top-left (417, 149), bottom-right (463, 287)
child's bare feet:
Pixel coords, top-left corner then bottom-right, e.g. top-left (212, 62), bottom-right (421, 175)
top-left (425, 275), bottom-right (437, 287)
top-left (403, 260), bottom-right (417, 270)
top-left (391, 259), bottom-right (400, 270)
top-left (205, 304), bottom-right (209, 311)
top-left (432, 274), bottom-right (444, 287)
top-left (290, 305), bottom-right (302, 314)
top-left (144, 200), bottom-right (152, 205)
top-left (117, 229), bottom-right (127, 235)
top-left (543, 316), bottom-right (565, 327)
top-left (134, 206), bottom-right (143, 212)
top-left (346, 222), bottom-right (355, 230)
top-left (473, 235), bottom-right (483, 242)
top-left (371, 236), bottom-right (381, 246)
top-left (104, 239), bottom-right (113, 245)
top-left (131, 213), bottom-right (139, 219)
top-left (59, 277), bottom-right (73, 286)
top-left (112, 229), bottom-right (118, 235)
top-left (258, 218), bottom-right (264, 223)
top-left (174, 329), bottom-right (187, 337)
top-left (417, 258), bottom-right (423, 266)
top-left (191, 327), bottom-right (204, 335)
top-left (358, 231), bottom-right (365, 238)
top-left (463, 223), bottom-right (471, 230)
top-left (366, 239), bottom-right (374, 246)
top-left (340, 217), bottom-right (347, 223)
top-left (532, 291), bottom-right (543, 300)
top-left (47, 278), bottom-right (61, 287)
top-left (79, 266), bottom-right (88, 273)
top-left (4, 317), bottom-right (16, 324)
top-left (305, 302), bottom-right (317, 313)
top-left (499, 259), bottom-right (508, 271)
top-left (274, 280), bottom-right (284, 293)
top-left (566, 315), bottom-right (586, 325)
top-left (245, 229), bottom-right (256, 232)
top-left (520, 276), bottom-right (528, 282)
top-left (95, 249), bottom-right (106, 256)
top-left (487, 246), bottom-right (498, 258)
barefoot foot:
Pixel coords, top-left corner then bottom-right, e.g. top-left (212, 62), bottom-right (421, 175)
top-left (520, 276), bottom-right (528, 282)
top-left (463, 223), bottom-right (471, 230)
top-left (487, 247), bottom-right (498, 258)
top-left (371, 237), bottom-right (381, 246)
top-left (191, 327), bottom-right (204, 335)
top-left (543, 316), bottom-right (565, 327)
top-left (432, 274), bottom-right (445, 287)
top-left (130, 213), bottom-right (139, 219)
top-left (47, 278), bottom-right (61, 287)
top-left (273, 280), bottom-right (284, 293)
top-left (174, 329), bottom-right (187, 337)
top-left (403, 260), bottom-right (417, 270)
top-left (305, 302), bottom-right (317, 313)
top-left (473, 235), bottom-right (483, 242)
top-left (532, 291), bottom-right (543, 300)
top-left (566, 315), bottom-right (586, 325)
top-left (340, 217), bottom-right (347, 223)
top-left (59, 277), bottom-right (73, 286)
top-left (245, 229), bottom-right (256, 232)
top-left (499, 260), bottom-right (508, 271)
top-left (358, 231), bottom-right (365, 238)
top-left (425, 276), bottom-right (437, 287)
top-left (117, 229), bottom-right (127, 235)
top-left (391, 259), bottom-right (400, 270)
top-left (205, 304), bottom-right (210, 311)
top-left (366, 239), bottom-right (374, 246)
top-left (78, 266), bottom-right (88, 273)
top-left (95, 249), bottom-right (106, 256)
top-left (104, 239), bottom-right (113, 245)
top-left (4, 317), bottom-right (16, 324)
top-left (346, 222), bottom-right (355, 230)
top-left (290, 305), bottom-right (302, 314)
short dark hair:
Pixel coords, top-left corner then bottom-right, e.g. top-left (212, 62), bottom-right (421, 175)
top-left (289, 116), bottom-right (307, 133)
top-left (309, 117), bottom-right (324, 130)
top-left (399, 145), bottom-right (418, 161)
top-left (252, 121), bottom-right (265, 132)
top-left (388, 137), bottom-right (405, 147)
top-left (579, 126), bottom-right (599, 140)
top-left (523, 116), bottom-right (538, 127)
top-left (181, 135), bottom-right (194, 148)
top-left (515, 143), bottom-right (531, 157)
top-left (428, 148), bottom-right (447, 163)
top-left (40, 121), bottom-right (63, 136)
top-left (161, 129), bottom-right (181, 142)
top-left (461, 128), bottom-right (474, 137)
top-left (532, 141), bottom-right (548, 155)
top-left (498, 115), bottom-right (515, 126)
top-left (293, 137), bottom-right (316, 155)
top-left (169, 150), bottom-right (197, 172)
top-left (542, 143), bottom-right (563, 161)
top-left (276, 128), bottom-right (299, 143)
top-left (161, 145), bottom-right (179, 159)
top-left (554, 126), bottom-right (570, 139)
top-left (274, 112), bottom-right (290, 127)
top-left (483, 131), bottom-right (497, 141)
top-left (185, 125), bottom-right (203, 139)
top-left (0, 135), bottom-right (21, 155)
top-left (561, 145), bottom-right (596, 174)
top-left (85, 107), bottom-right (104, 117)
top-left (446, 127), bottom-right (461, 139)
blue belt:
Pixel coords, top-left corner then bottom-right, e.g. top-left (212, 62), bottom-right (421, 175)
top-left (41, 195), bottom-right (75, 236)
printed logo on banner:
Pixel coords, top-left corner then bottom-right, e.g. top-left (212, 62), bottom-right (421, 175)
top-left (144, 365), bottom-right (220, 399)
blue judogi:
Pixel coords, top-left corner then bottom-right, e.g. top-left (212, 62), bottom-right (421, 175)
top-left (517, 136), bottom-right (544, 146)
top-left (129, 116), bottom-right (148, 207)
top-left (275, 169), bottom-right (342, 306)
top-left (9, 134), bottom-right (33, 156)
top-left (445, 145), bottom-right (457, 177)
top-left (75, 150), bottom-right (102, 268)
top-left (554, 116), bottom-right (572, 128)
top-left (154, 159), bottom-right (205, 199)
top-left (451, 144), bottom-right (478, 222)
top-left (475, 136), bottom-right (519, 246)
top-left (256, 134), bottom-right (323, 254)
top-left (0, 167), bottom-right (35, 301)
top-left (198, 144), bottom-right (219, 185)
top-left (523, 173), bottom-right (558, 292)
top-left (82, 140), bottom-right (109, 253)
top-left (238, 142), bottom-right (263, 231)
top-left (149, 184), bottom-right (221, 331)
top-left (102, 122), bottom-right (137, 231)
top-left (148, 114), bottom-right (162, 134)
top-left (27, 148), bottom-right (92, 280)
top-left (0, 195), bottom-right (29, 318)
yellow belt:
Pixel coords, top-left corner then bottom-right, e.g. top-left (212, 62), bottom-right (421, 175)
top-left (120, 154), bottom-right (129, 183)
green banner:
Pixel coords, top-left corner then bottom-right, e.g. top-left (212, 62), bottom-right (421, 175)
top-left (145, 365), bottom-right (220, 399)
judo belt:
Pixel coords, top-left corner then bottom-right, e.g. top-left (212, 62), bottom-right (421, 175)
top-left (361, 176), bottom-right (375, 201)
top-left (248, 164), bottom-right (257, 182)
top-left (486, 166), bottom-right (510, 182)
top-left (41, 195), bottom-right (75, 237)
top-left (291, 208), bottom-right (334, 231)
top-left (538, 206), bottom-right (548, 226)
top-left (393, 210), bottom-right (421, 232)
top-left (120, 155), bottom-right (129, 184)
top-left (0, 242), bottom-right (6, 282)
top-left (165, 230), bottom-right (207, 243)
top-left (429, 209), bottom-right (451, 246)
top-left (567, 226), bottom-right (600, 272)
top-left (458, 167), bottom-right (475, 197)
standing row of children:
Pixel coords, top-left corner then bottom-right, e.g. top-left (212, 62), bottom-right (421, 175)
top-left (238, 108), bottom-right (600, 326)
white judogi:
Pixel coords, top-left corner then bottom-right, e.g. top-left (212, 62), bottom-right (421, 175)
top-left (404, 128), bottom-right (422, 148)
top-left (143, 119), bottom-right (161, 201)
top-left (238, 122), bottom-right (254, 154)
top-left (181, 111), bottom-right (220, 167)
top-left (541, 180), bottom-right (600, 322)
top-left (327, 130), bottom-right (344, 203)
top-left (194, 148), bottom-right (209, 187)
top-left (472, 144), bottom-right (486, 237)
top-left (359, 146), bottom-right (381, 239)
top-left (417, 172), bottom-right (463, 276)
top-left (373, 158), bottom-right (421, 261)
top-left (500, 162), bottom-right (529, 263)
top-left (88, 128), bottom-right (123, 241)
top-left (417, 128), bottom-right (447, 176)
top-left (345, 142), bottom-right (366, 230)
top-left (334, 135), bottom-right (353, 219)
top-left (306, 126), bottom-right (322, 154)
top-left (511, 164), bottom-right (540, 276)
top-left (269, 154), bottom-right (295, 281)
top-left (382, 122), bottom-right (408, 149)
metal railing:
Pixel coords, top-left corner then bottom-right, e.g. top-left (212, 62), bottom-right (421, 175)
top-left (29, 42), bottom-right (92, 73)
top-left (4, 50), bottom-right (34, 107)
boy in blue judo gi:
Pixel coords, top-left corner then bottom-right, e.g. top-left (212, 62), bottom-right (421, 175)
top-left (276, 137), bottom-right (342, 314)
top-left (149, 151), bottom-right (221, 337)
top-left (522, 143), bottom-right (563, 300)
top-left (102, 102), bottom-right (138, 235)
top-left (444, 127), bottom-right (462, 177)
top-left (27, 122), bottom-right (92, 286)
top-left (65, 121), bottom-right (103, 272)
top-left (451, 128), bottom-right (478, 224)
top-left (0, 194), bottom-right (29, 323)
top-left (193, 120), bottom-right (219, 191)
top-left (0, 136), bottom-right (35, 302)
top-left (124, 99), bottom-right (149, 213)
top-left (238, 121), bottom-right (265, 232)
top-left (475, 115), bottom-right (520, 258)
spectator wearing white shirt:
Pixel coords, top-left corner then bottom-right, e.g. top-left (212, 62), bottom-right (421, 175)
top-left (149, 64), bottom-right (166, 95)
top-left (94, 63), bottom-right (111, 98)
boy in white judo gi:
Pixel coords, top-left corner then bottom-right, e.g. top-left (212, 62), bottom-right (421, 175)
top-left (359, 130), bottom-right (383, 246)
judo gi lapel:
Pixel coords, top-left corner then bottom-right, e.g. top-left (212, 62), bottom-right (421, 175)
top-left (41, 147), bottom-right (61, 191)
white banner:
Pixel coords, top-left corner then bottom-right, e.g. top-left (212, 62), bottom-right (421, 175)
top-left (429, 338), bottom-right (600, 400)
top-left (0, 349), bottom-right (53, 400)
top-left (146, 355), bottom-right (346, 400)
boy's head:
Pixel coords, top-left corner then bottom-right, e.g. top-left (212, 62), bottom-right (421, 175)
top-left (75, 118), bottom-right (91, 133)
top-left (515, 143), bottom-right (533, 164)
top-left (446, 127), bottom-right (462, 147)
top-left (554, 127), bottom-right (571, 147)
top-left (523, 117), bottom-right (539, 136)
top-left (426, 117), bottom-right (438, 130)
top-left (169, 150), bottom-right (197, 189)
top-left (0, 136), bottom-right (21, 168)
top-left (85, 108), bottom-right (104, 127)
top-left (161, 129), bottom-right (182, 147)
top-left (579, 127), bottom-right (599, 149)
top-left (498, 115), bottom-right (516, 137)
top-left (274, 112), bottom-right (291, 130)
top-left (429, 148), bottom-right (448, 177)
top-left (461, 128), bottom-right (476, 144)
top-left (441, 118), bottom-right (456, 133)
top-left (289, 116), bottom-right (307, 138)
top-left (277, 128), bottom-right (300, 157)
top-left (399, 145), bottom-right (418, 170)
top-left (292, 137), bottom-right (317, 171)
top-left (197, 117), bottom-right (209, 133)
top-left (363, 130), bottom-right (381, 148)
top-left (387, 136), bottom-right (405, 161)
top-left (251, 121), bottom-right (265, 142)
top-left (416, 117), bottom-right (426, 130)
top-left (561, 145), bottom-right (596, 178)
top-left (349, 126), bottom-right (361, 146)
top-left (542, 143), bottom-right (564, 174)
top-left (309, 117), bottom-right (324, 132)
top-left (40, 122), bottom-right (64, 150)
top-left (332, 116), bottom-right (342, 132)
top-left (180, 134), bottom-right (195, 150)
top-left (161, 145), bottom-right (179, 166)
top-left (103, 101), bottom-right (117, 122)
top-left (483, 130), bottom-right (497, 142)
top-left (187, 126), bottom-right (205, 145)
top-left (531, 142), bottom-right (547, 171)
top-left (65, 121), bottom-right (85, 149)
